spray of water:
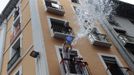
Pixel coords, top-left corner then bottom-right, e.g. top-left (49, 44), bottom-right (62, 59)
top-left (72, 0), bottom-right (117, 45)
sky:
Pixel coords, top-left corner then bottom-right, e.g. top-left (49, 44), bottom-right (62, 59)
top-left (120, 0), bottom-right (134, 4)
top-left (0, 0), bottom-right (9, 14)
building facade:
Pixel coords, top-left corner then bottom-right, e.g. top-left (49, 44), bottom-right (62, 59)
top-left (0, 0), bottom-right (133, 75)
top-left (104, 0), bottom-right (134, 72)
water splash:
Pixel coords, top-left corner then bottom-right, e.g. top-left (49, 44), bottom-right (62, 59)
top-left (72, 0), bottom-right (117, 45)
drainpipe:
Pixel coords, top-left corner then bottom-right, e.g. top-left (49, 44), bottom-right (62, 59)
top-left (0, 20), bottom-right (7, 75)
top-left (100, 18), bottom-right (134, 72)
top-left (29, 0), bottom-right (49, 75)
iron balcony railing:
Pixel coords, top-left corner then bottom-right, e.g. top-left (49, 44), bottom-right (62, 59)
top-left (52, 24), bottom-right (71, 34)
top-left (119, 35), bottom-right (134, 44)
top-left (7, 51), bottom-right (20, 71)
top-left (45, 0), bottom-right (65, 16)
top-left (60, 49), bottom-right (90, 75)
top-left (89, 32), bottom-right (111, 48)
top-left (51, 23), bottom-right (74, 39)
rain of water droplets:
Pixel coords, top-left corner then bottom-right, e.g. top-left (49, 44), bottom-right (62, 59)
top-left (72, 0), bottom-right (117, 45)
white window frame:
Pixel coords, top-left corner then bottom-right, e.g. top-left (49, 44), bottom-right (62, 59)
top-left (9, 34), bottom-right (22, 59)
top-left (98, 53), bottom-right (129, 75)
top-left (47, 16), bottom-right (68, 37)
top-left (14, 0), bottom-right (22, 29)
top-left (10, 0), bottom-right (22, 37)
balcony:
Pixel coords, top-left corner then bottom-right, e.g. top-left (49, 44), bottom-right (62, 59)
top-left (119, 35), bottom-right (134, 54)
top-left (7, 51), bottom-right (20, 71)
top-left (45, 0), bottom-right (65, 16)
top-left (50, 19), bottom-right (74, 39)
top-left (89, 28), bottom-right (111, 48)
top-left (58, 49), bottom-right (90, 75)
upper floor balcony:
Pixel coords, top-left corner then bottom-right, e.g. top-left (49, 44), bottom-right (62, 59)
top-left (45, 0), bottom-right (65, 16)
top-left (58, 48), bottom-right (90, 75)
top-left (89, 28), bottom-right (111, 48)
top-left (50, 18), bottom-right (74, 39)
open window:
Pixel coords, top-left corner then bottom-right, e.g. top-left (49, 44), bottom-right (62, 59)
top-left (88, 27), bottom-right (111, 48)
top-left (114, 28), bottom-right (134, 54)
top-left (56, 47), bottom-right (90, 75)
top-left (118, 34), bottom-right (134, 54)
top-left (45, 0), bottom-right (65, 16)
top-left (15, 71), bottom-right (19, 75)
top-left (71, 0), bottom-right (79, 4)
top-left (114, 27), bottom-right (126, 34)
top-left (10, 14), bottom-right (21, 45)
top-left (8, 38), bottom-right (21, 71)
top-left (101, 55), bottom-right (127, 75)
top-left (49, 18), bottom-right (74, 39)
top-left (14, 7), bottom-right (19, 20)
top-left (14, 66), bottom-right (22, 75)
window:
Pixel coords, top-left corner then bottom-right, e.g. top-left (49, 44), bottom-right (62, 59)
top-left (71, 0), bottom-right (79, 3)
top-left (14, 66), bottom-right (22, 75)
top-left (88, 27), bottom-right (111, 48)
top-left (15, 71), bottom-right (19, 75)
top-left (45, 0), bottom-right (65, 16)
top-left (10, 2), bottom-right (21, 45)
top-left (10, 15), bottom-right (21, 44)
top-left (8, 38), bottom-right (21, 71)
top-left (114, 27), bottom-right (126, 34)
top-left (119, 35), bottom-right (134, 54)
top-left (48, 18), bottom-right (73, 39)
top-left (13, 14), bottom-right (20, 27)
top-left (10, 38), bottom-right (20, 58)
top-left (56, 46), bottom-right (90, 75)
top-left (113, 27), bottom-right (134, 53)
top-left (101, 55), bottom-right (125, 75)
top-left (14, 7), bottom-right (20, 20)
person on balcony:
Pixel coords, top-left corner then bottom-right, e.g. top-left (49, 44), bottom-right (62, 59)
top-left (63, 35), bottom-right (73, 58)
top-left (63, 22), bottom-right (73, 34)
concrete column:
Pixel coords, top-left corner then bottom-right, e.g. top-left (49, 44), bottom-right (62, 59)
top-left (29, 0), bottom-right (49, 75)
